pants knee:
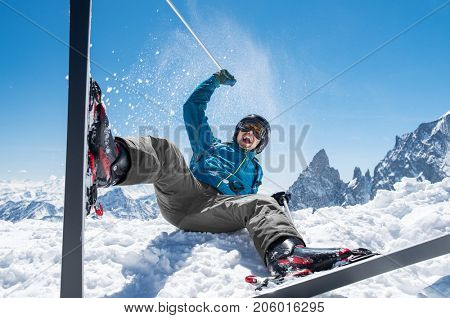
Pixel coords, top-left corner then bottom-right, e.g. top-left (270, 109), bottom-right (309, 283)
top-left (246, 195), bottom-right (282, 218)
top-left (255, 195), bottom-right (279, 207)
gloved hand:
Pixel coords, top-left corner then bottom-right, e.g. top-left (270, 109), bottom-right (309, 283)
top-left (271, 191), bottom-right (291, 206)
top-left (213, 69), bottom-right (237, 86)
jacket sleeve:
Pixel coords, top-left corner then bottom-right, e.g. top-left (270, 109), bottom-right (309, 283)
top-left (183, 75), bottom-right (220, 156)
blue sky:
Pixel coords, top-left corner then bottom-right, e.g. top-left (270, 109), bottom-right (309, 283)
top-left (0, 0), bottom-right (449, 190)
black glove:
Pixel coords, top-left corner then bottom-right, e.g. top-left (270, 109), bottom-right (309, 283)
top-left (213, 69), bottom-right (237, 86)
top-left (271, 191), bottom-right (291, 206)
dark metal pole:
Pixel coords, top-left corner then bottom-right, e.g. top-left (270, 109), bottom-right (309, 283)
top-left (60, 0), bottom-right (92, 298)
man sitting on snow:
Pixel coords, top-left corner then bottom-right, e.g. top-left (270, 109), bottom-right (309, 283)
top-left (87, 70), bottom-right (371, 278)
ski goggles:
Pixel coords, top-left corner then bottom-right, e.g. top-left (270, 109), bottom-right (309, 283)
top-left (238, 122), bottom-right (267, 140)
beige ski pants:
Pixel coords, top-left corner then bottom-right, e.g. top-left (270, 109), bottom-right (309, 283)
top-left (115, 136), bottom-right (303, 262)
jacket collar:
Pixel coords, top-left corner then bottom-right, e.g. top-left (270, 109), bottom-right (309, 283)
top-left (231, 141), bottom-right (256, 159)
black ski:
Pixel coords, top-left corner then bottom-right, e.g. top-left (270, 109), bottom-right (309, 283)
top-left (252, 234), bottom-right (450, 298)
top-left (60, 0), bottom-right (92, 298)
top-left (246, 252), bottom-right (379, 291)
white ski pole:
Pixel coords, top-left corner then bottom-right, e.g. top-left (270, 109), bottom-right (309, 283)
top-left (165, 0), bottom-right (223, 71)
top-left (282, 195), bottom-right (294, 223)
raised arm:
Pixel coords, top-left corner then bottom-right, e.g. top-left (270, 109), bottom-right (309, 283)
top-left (183, 70), bottom-right (236, 156)
top-left (183, 75), bottom-right (220, 156)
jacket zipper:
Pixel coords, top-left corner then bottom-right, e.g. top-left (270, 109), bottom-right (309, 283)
top-left (216, 152), bottom-right (248, 189)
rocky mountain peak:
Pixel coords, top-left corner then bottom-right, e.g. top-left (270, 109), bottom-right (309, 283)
top-left (353, 167), bottom-right (362, 180)
top-left (395, 135), bottom-right (403, 148)
top-left (288, 149), bottom-right (345, 210)
top-left (309, 149), bottom-right (330, 170)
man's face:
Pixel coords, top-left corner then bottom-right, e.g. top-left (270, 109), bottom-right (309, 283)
top-left (236, 130), bottom-right (261, 151)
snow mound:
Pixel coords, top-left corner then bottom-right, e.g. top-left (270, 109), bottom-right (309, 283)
top-left (0, 177), bottom-right (448, 297)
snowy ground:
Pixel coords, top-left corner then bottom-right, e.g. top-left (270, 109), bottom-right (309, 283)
top-left (0, 177), bottom-right (449, 298)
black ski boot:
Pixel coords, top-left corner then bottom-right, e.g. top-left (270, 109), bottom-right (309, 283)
top-left (86, 79), bottom-right (130, 216)
top-left (265, 237), bottom-right (373, 278)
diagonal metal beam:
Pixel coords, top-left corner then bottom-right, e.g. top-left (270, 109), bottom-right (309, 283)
top-left (255, 234), bottom-right (450, 298)
top-left (60, 0), bottom-right (92, 298)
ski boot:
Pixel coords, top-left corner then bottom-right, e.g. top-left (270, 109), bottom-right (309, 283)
top-left (265, 236), bottom-right (373, 278)
top-left (86, 78), bottom-right (130, 216)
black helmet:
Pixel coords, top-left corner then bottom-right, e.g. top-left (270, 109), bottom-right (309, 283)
top-left (233, 114), bottom-right (271, 153)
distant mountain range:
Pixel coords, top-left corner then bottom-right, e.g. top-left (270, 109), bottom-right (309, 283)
top-left (1, 112), bottom-right (449, 221)
top-left (289, 111), bottom-right (450, 210)
top-left (0, 179), bottom-right (159, 222)
top-left (97, 187), bottom-right (159, 220)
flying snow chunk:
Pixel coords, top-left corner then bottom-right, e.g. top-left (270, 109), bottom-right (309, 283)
top-left (169, 110), bottom-right (175, 116)
top-left (155, 50), bottom-right (160, 55)
top-left (65, 75), bottom-right (69, 80)
top-left (137, 79), bottom-right (143, 84)
top-left (106, 87), bottom-right (113, 93)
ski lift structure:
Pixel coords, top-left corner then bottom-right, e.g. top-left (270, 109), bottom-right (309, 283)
top-left (60, 0), bottom-right (450, 298)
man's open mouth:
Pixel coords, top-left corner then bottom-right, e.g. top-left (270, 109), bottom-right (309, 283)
top-left (242, 135), bottom-right (254, 145)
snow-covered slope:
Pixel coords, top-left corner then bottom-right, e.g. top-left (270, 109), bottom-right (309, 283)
top-left (1, 177), bottom-right (448, 298)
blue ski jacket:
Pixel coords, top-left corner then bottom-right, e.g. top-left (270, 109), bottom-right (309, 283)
top-left (183, 76), bottom-right (263, 195)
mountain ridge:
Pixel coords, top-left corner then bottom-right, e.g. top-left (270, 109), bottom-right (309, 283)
top-left (289, 112), bottom-right (450, 210)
